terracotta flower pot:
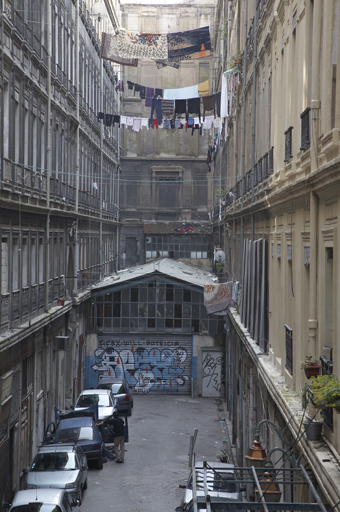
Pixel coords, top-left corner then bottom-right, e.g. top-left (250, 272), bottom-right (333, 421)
top-left (304, 364), bottom-right (321, 379)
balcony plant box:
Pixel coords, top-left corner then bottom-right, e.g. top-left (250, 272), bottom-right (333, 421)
top-left (310, 373), bottom-right (340, 409)
top-left (300, 356), bottom-right (321, 379)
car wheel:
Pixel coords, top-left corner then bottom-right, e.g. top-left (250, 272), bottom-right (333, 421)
top-left (131, 400), bottom-right (134, 408)
top-left (127, 407), bottom-right (132, 416)
top-left (83, 479), bottom-right (88, 490)
top-left (97, 457), bottom-right (103, 469)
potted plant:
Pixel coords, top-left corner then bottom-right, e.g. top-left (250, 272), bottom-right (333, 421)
top-left (303, 419), bottom-right (323, 441)
top-left (311, 374), bottom-right (340, 411)
top-left (300, 356), bottom-right (322, 379)
top-left (301, 382), bottom-right (327, 409)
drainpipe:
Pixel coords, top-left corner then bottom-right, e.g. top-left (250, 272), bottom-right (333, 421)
top-left (250, 0), bottom-right (257, 242)
top-left (308, 0), bottom-right (321, 355)
top-left (99, 58), bottom-right (103, 280)
top-left (74, 0), bottom-right (80, 295)
top-left (240, 0), bottom-right (248, 281)
top-left (44, 0), bottom-right (51, 312)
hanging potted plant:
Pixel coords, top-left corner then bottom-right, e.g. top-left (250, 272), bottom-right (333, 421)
top-left (300, 356), bottom-right (322, 379)
top-left (311, 374), bottom-right (340, 412)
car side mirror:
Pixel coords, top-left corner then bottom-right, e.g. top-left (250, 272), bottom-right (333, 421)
top-left (22, 468), bottom-right (28, 474)
top-left (179, 484), bottom-right (186, 489)
top-left (82, 465), bottom-right (87, 471)
top-left (71, 499), bottom-right (80, 508)
top-left (2, 500), bottom-right (11, 509)
top-left (70, 405), bottom-right (74, 410)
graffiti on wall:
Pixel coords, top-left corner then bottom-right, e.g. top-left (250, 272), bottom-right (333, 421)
top-left (202, 351), bottom-right (222, 393)
top-left (91, 339), bottom-right (190, 393)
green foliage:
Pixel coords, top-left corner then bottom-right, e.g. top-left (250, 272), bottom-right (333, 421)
top-left (311, 374), bottom-right (340, 408)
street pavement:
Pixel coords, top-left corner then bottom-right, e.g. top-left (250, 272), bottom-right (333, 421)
top-left (80, 394), bottom-right (233, 512)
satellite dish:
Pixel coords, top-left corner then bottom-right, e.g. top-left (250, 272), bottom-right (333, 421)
top-left (215, 250), bottom-right (226, 263)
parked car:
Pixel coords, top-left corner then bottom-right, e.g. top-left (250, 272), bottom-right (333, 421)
top-left (47, 415), bottom-right (105, 469)
top-left (74, 389), bottom-right (116, 420)
top-left (3, 489), bottom-right (80, 512)
top-left (177, 461), bottom-right (244, 511)
top-left (97, 377), bottom-right (133, 416)
top-left (25, 444), bottom-right (88, 503)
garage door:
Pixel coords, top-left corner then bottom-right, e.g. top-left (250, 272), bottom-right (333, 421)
top-left (95, 334), bottom-right (192, 394)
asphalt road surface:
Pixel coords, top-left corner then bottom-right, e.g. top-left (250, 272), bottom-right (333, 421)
top-left (81, 394), bottom-right (228, 512)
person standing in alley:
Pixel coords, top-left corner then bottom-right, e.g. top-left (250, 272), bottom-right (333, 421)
top-left (107, 411), bottom-right (125, 463)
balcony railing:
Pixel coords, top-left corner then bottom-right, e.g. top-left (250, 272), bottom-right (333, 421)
top-left (284, 126), bottom-right (293, 162)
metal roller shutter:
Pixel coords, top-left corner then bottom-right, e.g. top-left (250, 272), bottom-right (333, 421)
top-left (97, 334), bottom-right (192, 395)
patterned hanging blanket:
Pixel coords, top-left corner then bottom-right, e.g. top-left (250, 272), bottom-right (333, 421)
top-left (100, 32), bottom-right (138, 67)
top-left (167, 26), bottom-right (211, 62)
top-left (117, 29), bottom-right (168, 60)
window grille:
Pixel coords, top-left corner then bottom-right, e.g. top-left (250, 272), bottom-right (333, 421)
top-left (263, 153), bottom-right (268, 179)
top-left (300, 107), bottom-right (311, 150)
top-left (285, 324), bottom-right (293, 374)
top-left (287, 245), bottom-right (292, 261)
top-left (284, 126), bottom-right (293, 162)
top-left (304, 247), bottom-right (310, 266)
top-left (269, 146), bottom-right (274, 174)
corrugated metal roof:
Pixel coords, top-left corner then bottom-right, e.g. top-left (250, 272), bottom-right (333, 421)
top-left (91, 258), bottom-right (218, 291)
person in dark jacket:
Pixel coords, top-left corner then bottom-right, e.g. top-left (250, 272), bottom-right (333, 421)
top-left (105, 411), bottom-right (125, 463)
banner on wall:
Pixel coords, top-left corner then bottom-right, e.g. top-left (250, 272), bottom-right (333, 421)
top-left (92, 335), bottom-right (192, 395)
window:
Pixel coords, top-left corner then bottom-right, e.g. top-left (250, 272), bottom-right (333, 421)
top-left (284, 126), bottom-right (293, 162)
top-left (31, 238), bottom-right (37, 285)
top-left (300, 107), bottom-right (311, 150)
top-left (1, 238), bottom-right (9, 294)
top-left (158, 176), bottom-right (177, 208)
top-left (285, 324), bottom-right (293, 374)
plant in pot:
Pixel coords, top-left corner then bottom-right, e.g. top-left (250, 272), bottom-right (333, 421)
top-left (300, 356), bottom-right (321, 379)
top-left (311, 373), bottom-right (340, 411)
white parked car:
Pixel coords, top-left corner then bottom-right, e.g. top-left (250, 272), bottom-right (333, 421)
top-left (74, 389), bottom-right (116, 420)
top-left (4, 489), bottom-right (80, 512)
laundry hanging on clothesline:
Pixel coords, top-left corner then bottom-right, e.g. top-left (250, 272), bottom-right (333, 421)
top-left (100, 26), bottom-right (211, 67)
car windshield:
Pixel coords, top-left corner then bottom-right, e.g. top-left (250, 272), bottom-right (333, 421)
top-left (104, 384), bottom-right (123, 394)
top-left (31, 453), bottom-right (78, 471)
top-left (11, 505), bottom-right (62, 512)
top-left (58, 426), bottom-right (95, 442)
top-left (75, 395), bottom-right (99, 408)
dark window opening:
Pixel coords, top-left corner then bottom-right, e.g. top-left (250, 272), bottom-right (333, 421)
top-left (148, 318), bottom-right (155, 328)
top-left (131, 287), bottom-right (139, 302)
top-left (285, 324), bottom-right (293, 374)
top-left (166, 284), bottom-right (174, 301)
top-left (183, 289), bottom-right (191, 302)
top-left (192, 319), bottom-right (199, 332)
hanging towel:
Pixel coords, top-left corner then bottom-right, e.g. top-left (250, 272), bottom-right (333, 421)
top-left (145, 87), bottom-right (154, 107)
top-left (113, 115), bottom-right (120, 127)
top-left (120, 115), bottom-right (127, 125)
top-left (132, 118), bottom-right (141, 132)
top-left (164, 85), bottom-right (199, 100)
top-left (202, 94), bottom-right (215, 120)
top-left (162, 99), bottom-right (174, 116)
top-left (126, 116), bottom-right (134, 127)
top-left (175, 99), bottom-right (187, 116)
top-left (198, 80), bottom-right (209, 96)
top-left (187, 97), bottom-right (201, 121)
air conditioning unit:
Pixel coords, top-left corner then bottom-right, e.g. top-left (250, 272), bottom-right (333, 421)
top-left (54, 336), bottom-right (69, 351)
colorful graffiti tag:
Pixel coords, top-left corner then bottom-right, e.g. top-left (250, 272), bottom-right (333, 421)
top-left (91, 341), bottom-right (190, 393)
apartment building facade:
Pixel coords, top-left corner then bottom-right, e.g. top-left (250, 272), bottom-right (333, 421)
top-left (211, 0), bottom-right (340, 509)
top-left (0, 0), bottom-right (120, 499)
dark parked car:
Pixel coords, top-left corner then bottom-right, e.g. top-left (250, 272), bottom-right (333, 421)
top-left (97, 377), bottom-right (133, 416)
top-left (46, 415), bottom-right (105, 469)
top-left (25, 444), bottom-right (88, 503)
